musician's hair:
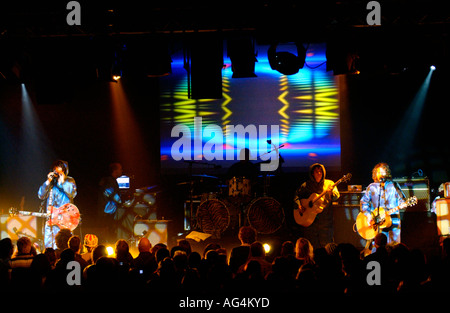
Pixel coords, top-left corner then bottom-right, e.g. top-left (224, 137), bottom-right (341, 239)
top-left (52, 160), bottom-right (69, 176)
top-left (371, 162), bottom-right (392, 182)
top-left (109, 162), bottom-right (122, 174)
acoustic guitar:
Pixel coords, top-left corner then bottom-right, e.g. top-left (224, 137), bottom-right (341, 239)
top-left (354, 196), bottom-right (417, 240)
top-left (294, 173), bottom-right (352, 227)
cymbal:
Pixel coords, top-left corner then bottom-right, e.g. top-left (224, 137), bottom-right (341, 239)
top-left (192, 174), bottom-right (218, 179)
top-left (135, 185), bottom-right (162, 194)
top-left (176, 174), bottom-right (219, 185)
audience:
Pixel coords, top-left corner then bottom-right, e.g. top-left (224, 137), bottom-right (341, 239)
top-left (68, 235), bottom-right (88, 271)
top-left (54, 228), bottom-right (72, 259)
top-left (0, 226), bottom-right (448, 294)
top-left (9, 237), bottom-right (35, 269)
top-left (81, 234), bottom-right (98, 265)
top-left (229, 226), bottom-right (257, 274)
top-left (237, 241), bottom-right (272, 278)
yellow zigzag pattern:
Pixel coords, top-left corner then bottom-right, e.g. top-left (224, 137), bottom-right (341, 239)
top-left (278, 76), bottom-right (290, 138)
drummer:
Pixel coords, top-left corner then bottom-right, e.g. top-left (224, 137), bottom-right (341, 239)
top-left (227, 148), bottom-right (259, 181)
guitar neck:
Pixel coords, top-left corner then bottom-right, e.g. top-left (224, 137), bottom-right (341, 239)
top-left (16, 211), bottom-right (49, 218)
top-left (314, 178), bottom-right (341, 201)
top-left (386, 206), bottom-right (400, 215)
top-left (386, 198), bottom-right (415, 215)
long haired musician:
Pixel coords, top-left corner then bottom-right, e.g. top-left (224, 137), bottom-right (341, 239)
top-left (360, 162), bottom-right (405, 248)
top-left (295, 163), bottom-right (340, 248)
top-left (38, 160), bottom-right (77, 248)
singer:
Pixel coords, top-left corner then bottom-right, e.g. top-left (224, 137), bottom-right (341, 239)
top-left (38, 160), bottom-right (77, 248)
top-left (360, 163), bottom-right (405, 248)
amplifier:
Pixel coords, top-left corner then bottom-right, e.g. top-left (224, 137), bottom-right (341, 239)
top-left (393, 178), bottom-right (430, 211)
top-left (435, 198), bottom-right (450, 236)
top-left (334, 191), bottom-right (365, 248)
top-left (133, 220), bottom-right (170, 247)
top-left (336, 191), bottom-right (364, 207)
top-left (0, 214), bottom-right (37, 240)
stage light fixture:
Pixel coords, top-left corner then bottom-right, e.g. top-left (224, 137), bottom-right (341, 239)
top-left (263, 243), bottom-right (271, 254)
top-left (326, 39), bottom-right (362, 75)
top-left (268, 42), bottom-right (306, 75)
top-left (112, 64), bottom-right (122, 81)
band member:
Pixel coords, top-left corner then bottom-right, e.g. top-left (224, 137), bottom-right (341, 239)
top-left (227, 148), bottom-right (259, 181)
top-left (38, 160), bottom-right (77, 248)
top-left (360, 162), bottom-right (405, 245)
top-left (227, 149), bottom-right (260, 225)
top-left (99, 162), bottom-right (123, 243)
top-left (295, 163), bottom-right (340, 248)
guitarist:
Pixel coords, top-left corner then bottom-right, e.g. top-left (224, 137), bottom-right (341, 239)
top-left (295, 163), bottom-right (340, 248)
top-left (99, 162), bottom-right (124, 243)
top-left (38, 160), bottom-right (77, 249)
top-left (360, 163), bottom-right (405, 249)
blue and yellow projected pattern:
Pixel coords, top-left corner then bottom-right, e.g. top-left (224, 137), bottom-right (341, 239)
top-left (159, 44), bottom-right (340, 170)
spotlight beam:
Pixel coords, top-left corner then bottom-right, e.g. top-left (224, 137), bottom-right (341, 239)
top-left (383, 67), bottom-right (434, 160)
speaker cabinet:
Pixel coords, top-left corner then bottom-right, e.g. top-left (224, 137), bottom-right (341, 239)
top-left (133, 220), bottom-right (170, 247)
top-left (189, 35), bottom-right (223, 99)
top-left (0, 215), bottom-right (37, 240)
top-left (401, 211), bottom-right (439, 259)
top-left (333, 191), bottom-right (365, 249)
top-left (393, 178), bottom-right (430, 211)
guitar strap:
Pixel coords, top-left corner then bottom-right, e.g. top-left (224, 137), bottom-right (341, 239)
top-left (392, 181), bottom-right (406, 201)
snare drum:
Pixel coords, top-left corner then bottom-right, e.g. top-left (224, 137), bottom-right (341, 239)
top-left (200, 192), bottom-right (219, 203)
top-left (228, 177), bottom-right (251, 197)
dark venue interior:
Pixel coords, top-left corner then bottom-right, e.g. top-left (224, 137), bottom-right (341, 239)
top-left (1, 0), bottom-right (450, 297)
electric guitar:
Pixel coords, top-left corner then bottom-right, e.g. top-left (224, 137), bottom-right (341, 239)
top-left (294, 173), bottom-right (352, 227)
top-left (355, 196), bottom-right (417, 240)
top-left (9, 203), bottom-right (81, 231)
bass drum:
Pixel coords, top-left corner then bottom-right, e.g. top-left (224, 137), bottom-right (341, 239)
top-left (247, 197), bottom-right (284, 234)
top-left (196, 199), bottom-right (230, 238)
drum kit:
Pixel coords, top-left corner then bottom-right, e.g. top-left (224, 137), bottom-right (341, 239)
top-left (182, 171), bottom-right (285, 238)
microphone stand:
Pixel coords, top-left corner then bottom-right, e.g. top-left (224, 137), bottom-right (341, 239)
top-left (374, 180), bottom-right (386, 231)
top-left (367, 179), bottom-right (385, 254)
top-left (47, 176), bottom-right (58, 249)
